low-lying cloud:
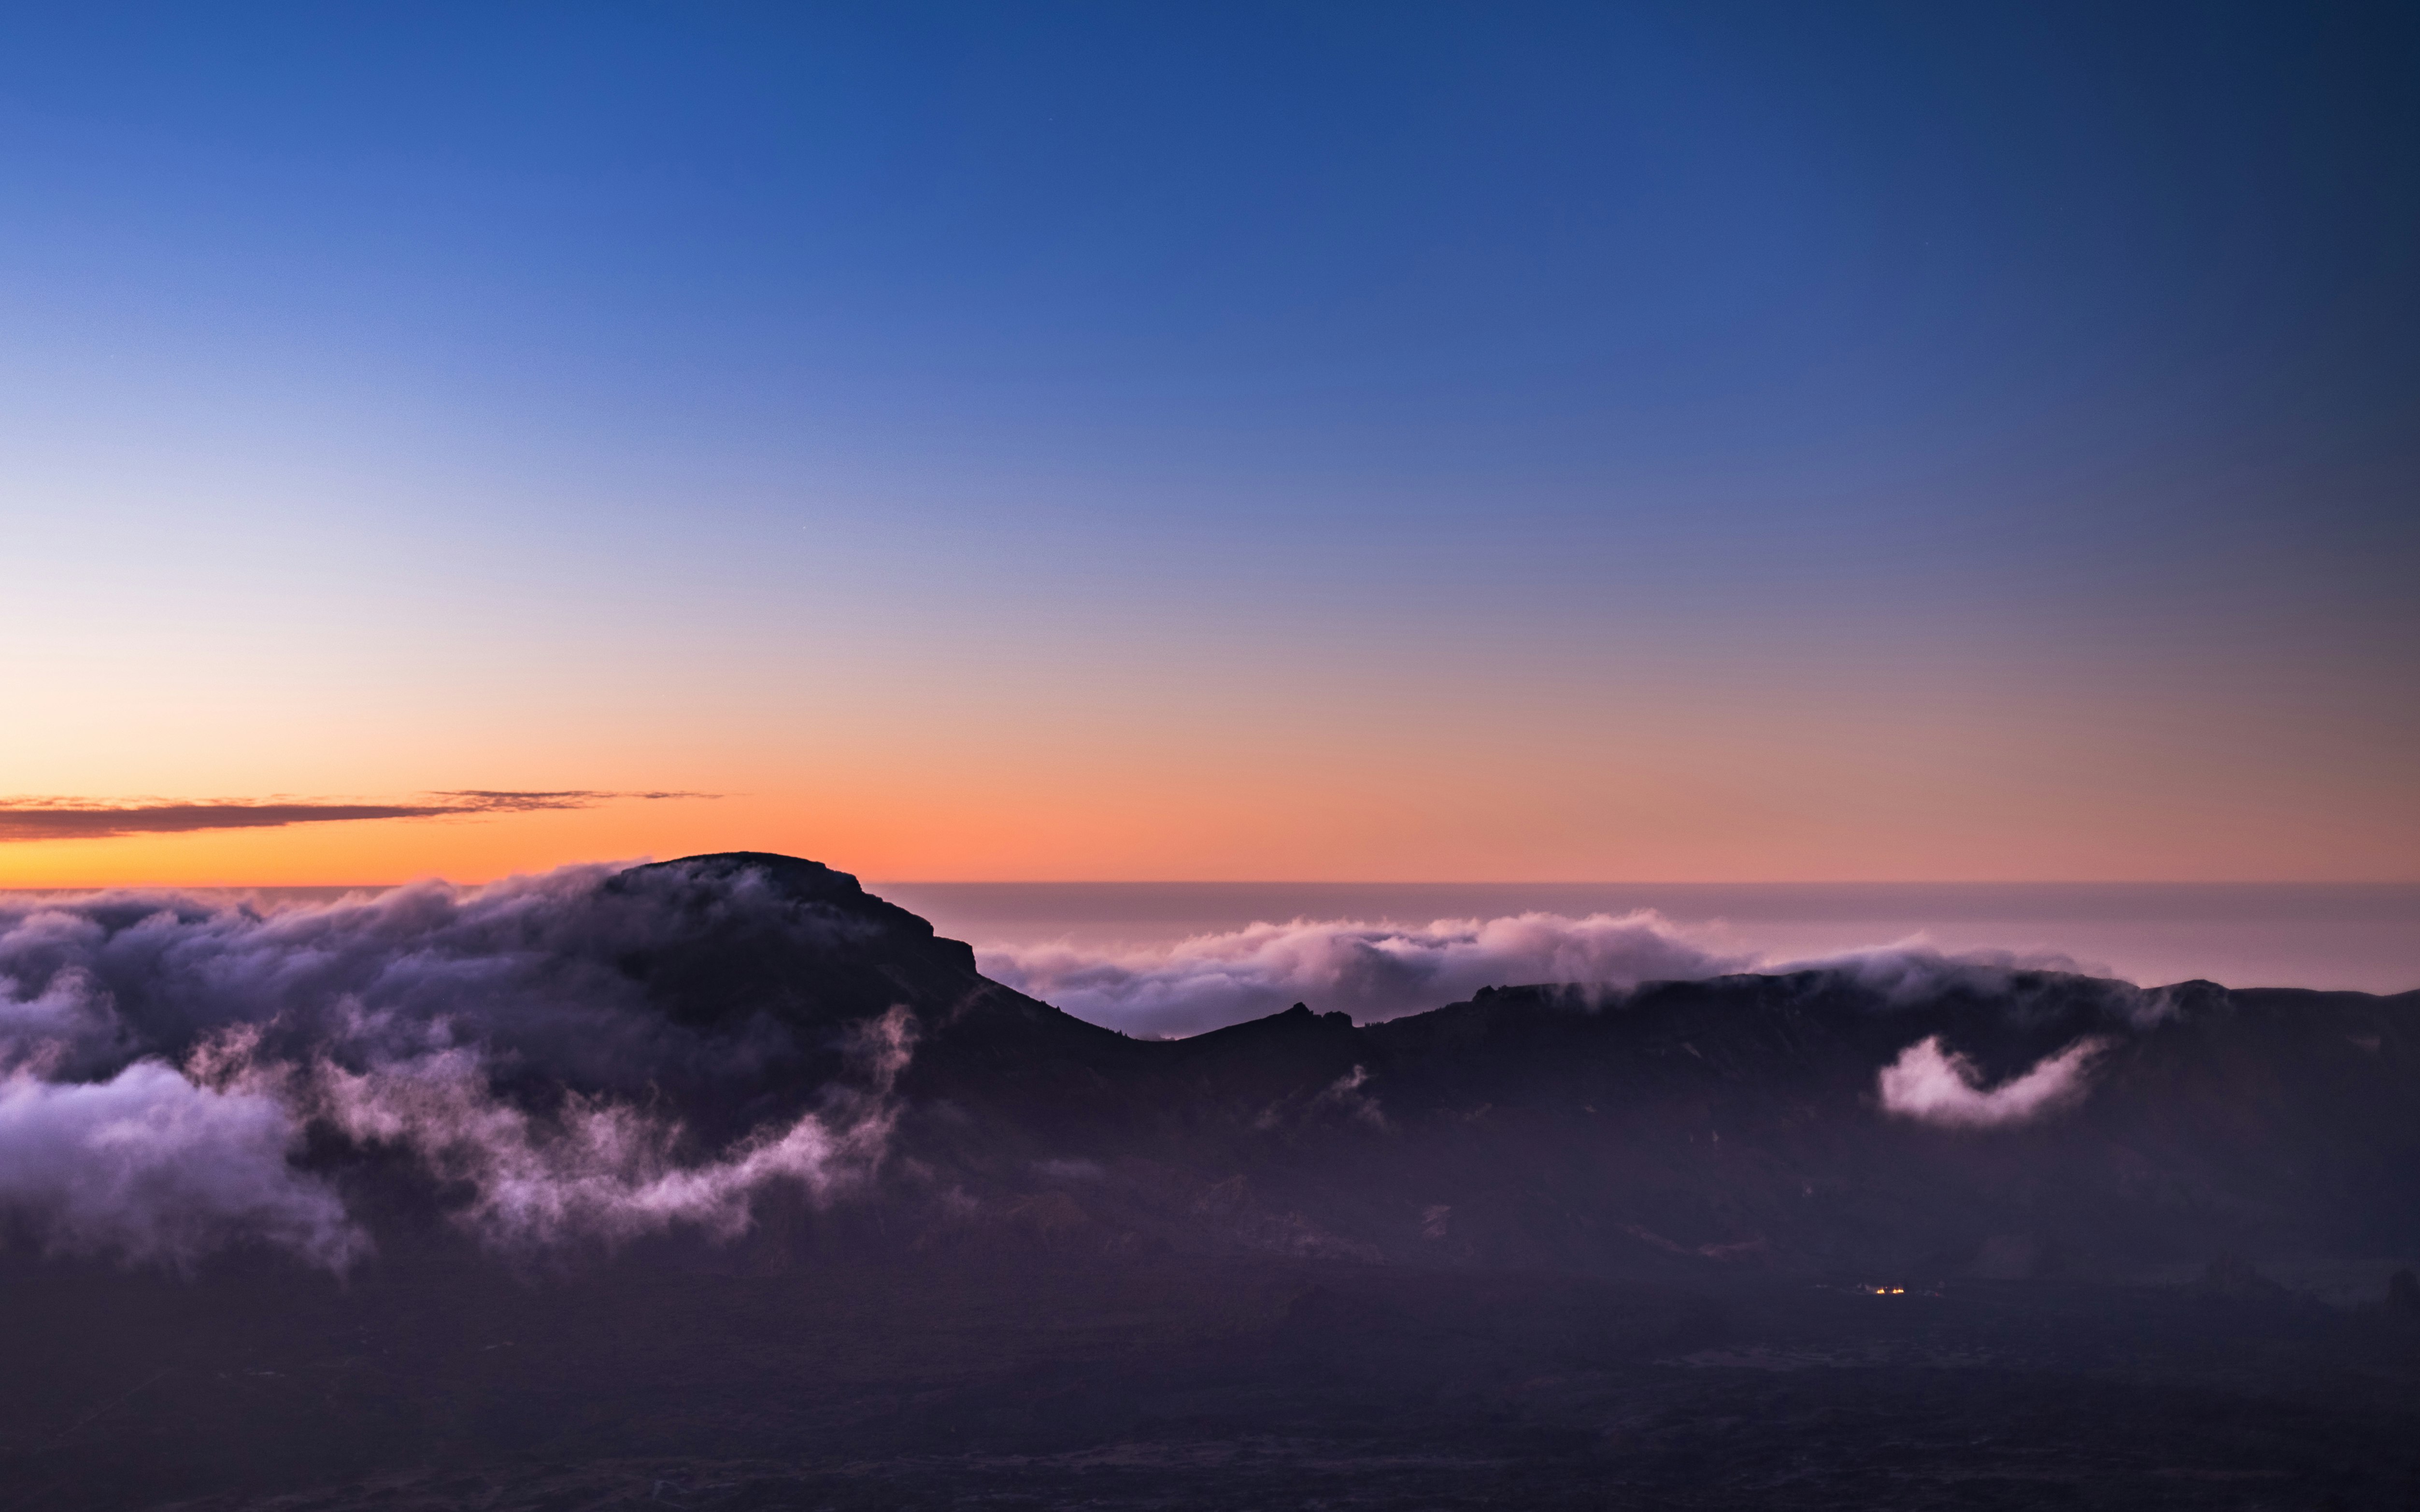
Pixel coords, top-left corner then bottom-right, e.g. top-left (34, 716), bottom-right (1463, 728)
top-left (0, 1061), bottom-right (359, 1270)
top-left (294, 1006), bottom-right (911, 1252)
top-left (0, 861), bottom-right (2175, 1265)
top-left (982, 917), bottom-right (2175, 1039)
top-left (1876, 1034), bottom-right (2109, 1129)
top-left (0, 791), bottom-right (714, 841)
top-left (0, 863), bottom-right (902, 1269)
top-left (981, 912), bottom-right (1749, 1038)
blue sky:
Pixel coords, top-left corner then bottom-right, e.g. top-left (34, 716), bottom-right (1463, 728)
top-left (2, 2), bottom-right (2414, 882)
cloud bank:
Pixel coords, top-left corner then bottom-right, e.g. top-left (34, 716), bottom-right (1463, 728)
top-left (0, 791), bottom-right (714, 841)
top-left (982, 915), bottom-right (2170, 1040)
top-left (0, 862), bottom-right (2160, 1265)
top-left (981, 912), bottom-right (1749, 1038)
top-left (0, 865), bottom-right (903, 1269)
top-left (986, 919), bottom-right (2143, 1134)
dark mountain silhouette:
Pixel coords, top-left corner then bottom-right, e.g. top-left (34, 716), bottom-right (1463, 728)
top-left (562, 854), bottom-right (2420, 1284)
top-left (5, 852), bottom-right (2416, 1512)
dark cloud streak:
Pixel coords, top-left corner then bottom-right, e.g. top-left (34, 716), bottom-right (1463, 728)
top-left (0, 792), bottom-right (715, 842)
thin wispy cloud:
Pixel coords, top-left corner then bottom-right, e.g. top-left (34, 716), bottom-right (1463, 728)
top-left (0, 792), bottom-right (716, 842)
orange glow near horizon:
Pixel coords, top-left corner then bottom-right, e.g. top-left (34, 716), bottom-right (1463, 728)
top-left (8, 538), bottom-right (2413, 890)
top-left (4, 5), bottom-right (2416, 895)
top-left (3, 737), bottom-right (2411, 889)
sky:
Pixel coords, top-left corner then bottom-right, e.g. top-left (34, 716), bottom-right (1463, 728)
top-left (2, 1), bottom-right (2415, 886)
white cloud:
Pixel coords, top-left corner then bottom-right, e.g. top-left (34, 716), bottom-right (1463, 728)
top-left (1876, 1034), bottom-right (2108, 1129)
top-left (0, 864), bottom-right (915, 1269)
top-left (0, 1061), bottom-right (361, 1269)
top-left (982, 911), bottom-right (1745, 1037)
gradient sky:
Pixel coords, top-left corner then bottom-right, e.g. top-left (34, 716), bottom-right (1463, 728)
top-left (3, 1), bottom-right (2415, 886)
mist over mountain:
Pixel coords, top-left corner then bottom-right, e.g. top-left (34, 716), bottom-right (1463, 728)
top-left (5, 852), bottom-right (2412, 1281)
top-left (976, 910), bottom-right (1755, 1037)
top-left (6, 854), bottom-right (2419, 1511)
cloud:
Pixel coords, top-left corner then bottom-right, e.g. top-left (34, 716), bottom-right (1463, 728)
top-left (1780, 941), bottom-right (2187, 1027)
top-left (1, 862), bottom-right (674, 1084)
top-left (296, 1006), bottom-right (912, 1252)
top-left (0, 1060), bottom-right (362, 1270)
top-left (0, 859), bottom-right (2175, 1265)
top-left (0, 791), bottom-right (716, 842)
top-left (1876, 1034), bottom-right (2109, 1129)
top-left (1781, 942), bottom-right (2100, 1000)
top-left (980, 912), bottom-right (1747, 1037)
top-left (980, 917), bottom-right (2184, 1039)
top-left (0, 861), bottom-right (904, 1269)
top-left (1312, 1065), bottom-right (1388, 1130)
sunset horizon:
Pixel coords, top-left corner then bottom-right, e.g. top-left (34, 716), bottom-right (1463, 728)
top-left (6, 5), bottom-right (2416, 1507)
top-left (8, 5), bottom-right (2413, 898)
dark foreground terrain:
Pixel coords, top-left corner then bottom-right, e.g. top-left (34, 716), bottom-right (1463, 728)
top-left (4, 1245), bottom-right (2418, 1511)
top-left (2, 853), bottom-right (2417, 1509)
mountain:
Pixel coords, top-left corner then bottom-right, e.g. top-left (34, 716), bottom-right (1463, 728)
top-left (7, 851), bottom-right (2419, 1512)
top-left (530, 854), bottom-right (2420, 1282)
top-left (918, 970), bottom-right (2420, 1280)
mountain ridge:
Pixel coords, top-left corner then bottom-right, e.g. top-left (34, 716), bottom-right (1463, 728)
top-left (6, 851), bottom-right (2418, 1511)
top-left (599, 853), bottom-right (2420, 1284)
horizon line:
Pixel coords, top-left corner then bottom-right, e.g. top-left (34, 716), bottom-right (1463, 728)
top-left (6, 876), bottom-right (2420, 893)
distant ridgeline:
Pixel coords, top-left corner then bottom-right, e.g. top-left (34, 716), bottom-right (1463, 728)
top-left (3, 851), bottom-right (2415, 1281)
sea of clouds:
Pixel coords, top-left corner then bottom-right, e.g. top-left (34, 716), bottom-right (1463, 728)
top-left (974, 912), bottom-right (2139, 1038)
top-left (0, 864), bottom-right (2138, 1271)
top-left (980, 913), bottom-right (2130, 1132)
top-left (979, 911), bottom-right (1751, 1038)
